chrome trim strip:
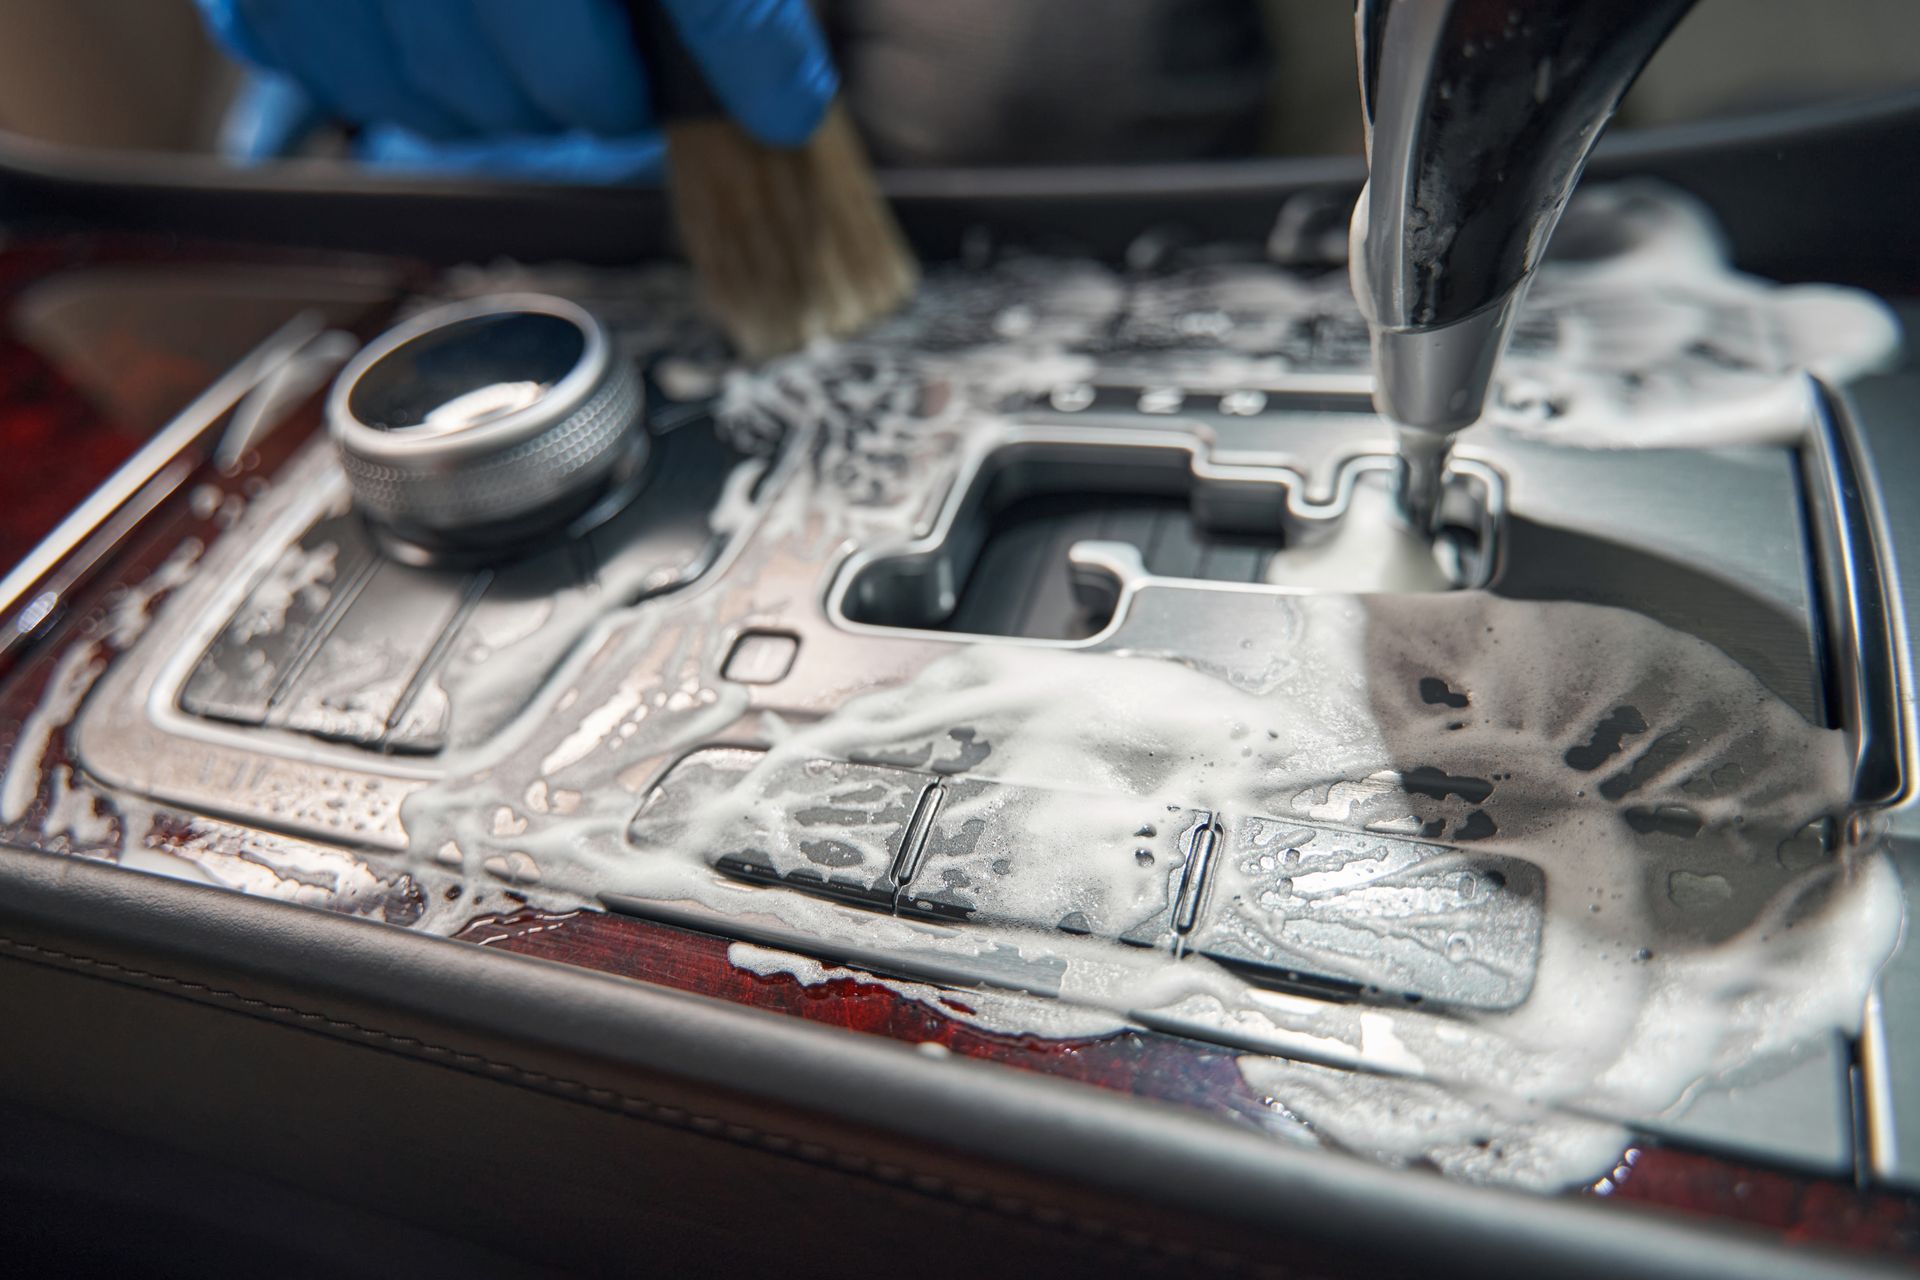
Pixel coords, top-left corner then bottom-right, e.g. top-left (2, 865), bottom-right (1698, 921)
top-left (1804, 376), bottom-right (1908, 808)
top-left (0, 310), bottom-right (330, 633)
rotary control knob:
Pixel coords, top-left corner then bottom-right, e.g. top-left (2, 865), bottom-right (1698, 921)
top-left (328, 294), bottom-right (644, 552)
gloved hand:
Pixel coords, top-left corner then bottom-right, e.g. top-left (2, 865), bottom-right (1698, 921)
top-left (196, 0), bottom-right (836, 179)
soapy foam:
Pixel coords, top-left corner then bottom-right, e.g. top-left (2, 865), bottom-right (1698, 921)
top-left (727, 941), bottom-right (1128, 1040)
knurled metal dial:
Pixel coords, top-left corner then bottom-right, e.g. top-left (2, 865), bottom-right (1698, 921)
top-left (328, 294), bottom-right (644, 550)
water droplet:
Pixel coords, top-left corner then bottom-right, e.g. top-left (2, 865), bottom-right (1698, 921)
top-left (1446, 934), bottom-right (1471, 963)
top-left (1134, 823), bottom-right (1157, 838)
top-left (1134, 848), bottom-right (1155, 867)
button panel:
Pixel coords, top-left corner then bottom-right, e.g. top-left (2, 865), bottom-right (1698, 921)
top-left (178, 417), bottom-right (738, 754)
top-left (628, 752), bottom-right (1547, 1011)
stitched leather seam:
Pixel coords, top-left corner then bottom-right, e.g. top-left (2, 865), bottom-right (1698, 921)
top-left (0, 932), bottom-right (1266, 1275)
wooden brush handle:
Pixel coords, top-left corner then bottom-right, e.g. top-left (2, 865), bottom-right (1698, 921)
top-left (622, 1), bottom-right (723, 122)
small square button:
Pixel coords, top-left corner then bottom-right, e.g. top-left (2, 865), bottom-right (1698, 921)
top-left (723, 630), bottom-right (799, 685)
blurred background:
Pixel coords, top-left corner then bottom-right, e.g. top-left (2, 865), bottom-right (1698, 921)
top-left (0, 0), bottom-right (1915, 170)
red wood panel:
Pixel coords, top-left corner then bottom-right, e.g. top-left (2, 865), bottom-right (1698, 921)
top-left (0, 234), bottom-right (407, 572)
top-left (0, 281), bottom-right (151, 569)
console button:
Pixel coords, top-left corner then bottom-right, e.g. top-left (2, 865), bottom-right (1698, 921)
top-left (723, 631), bottom-right (800, 685)
top-left (387, 541), bottom-right (584, 754)
top-left (273, 558), bottom-right (476, 748)
top-left (901, 777), bottom-right (1207, 943)
top-left (625, 746), bottom-right (763, 848)
top-left (629, 750), bottom-right (933, 912)
top-left (181, 513), bottom-right (377, 726)
top-left (1189, 816), bottom-right (1544, 1009)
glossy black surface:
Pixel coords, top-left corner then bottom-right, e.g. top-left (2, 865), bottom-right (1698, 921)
top-left (1358, 0), bottom-right (1696, 328)
top-left (346, 310), bottom-right (585, 433)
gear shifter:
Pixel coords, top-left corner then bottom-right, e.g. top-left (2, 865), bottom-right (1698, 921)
top-left (1350, 0), bottom-right (1695, 530)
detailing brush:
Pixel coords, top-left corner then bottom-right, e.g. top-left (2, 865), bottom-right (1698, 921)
top-left (626, 3), bottom-right (918, 361)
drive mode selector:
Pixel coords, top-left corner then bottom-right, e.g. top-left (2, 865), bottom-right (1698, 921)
top-left (329, 294), bottom-right (644, 552)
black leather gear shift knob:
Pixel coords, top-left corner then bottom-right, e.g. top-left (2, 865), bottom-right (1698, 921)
top-left (1351, 0), bottom-right (1695, 433)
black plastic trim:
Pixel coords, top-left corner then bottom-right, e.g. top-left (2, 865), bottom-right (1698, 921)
top-left (1, 91), bottom-right (1917, 284)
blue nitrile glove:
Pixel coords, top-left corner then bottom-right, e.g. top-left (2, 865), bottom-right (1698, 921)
top-left (195, 0), bottom-right (837, 180)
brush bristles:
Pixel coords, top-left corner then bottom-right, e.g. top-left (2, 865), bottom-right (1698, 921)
top-left (665, 103), bottom-right (918, 361)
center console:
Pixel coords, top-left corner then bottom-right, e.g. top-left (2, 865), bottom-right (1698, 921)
top-left (4, 182), bottom-right (1900, 1203)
